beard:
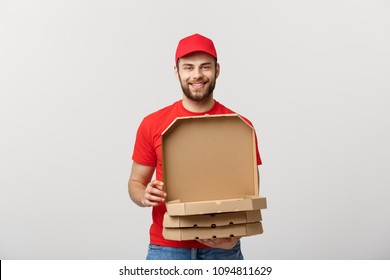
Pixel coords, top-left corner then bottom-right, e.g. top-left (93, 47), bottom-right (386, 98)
top-left (178, 73), bottom-right (217, 102)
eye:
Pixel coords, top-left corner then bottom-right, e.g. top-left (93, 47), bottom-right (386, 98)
top-left (182, 65), bottom-right (193, 71)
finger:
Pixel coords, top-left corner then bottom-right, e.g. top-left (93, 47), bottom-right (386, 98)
top-left (214, 237), bottom-right (238, 245)
top-left (197, 237), bottom-right (238, 249)
top-left (145, 191), bottom-right (165, 203)
top-left (146, 189), bottom-right (166, 203)
top-left (150, 180), bottom-right (164, 189)
top-left (148, 181), bottom-right (166, 194)
top-left (143, 193), bottom-right (163, 207)
top-left (147, 185), bottom-right (166, 196)
top-left (197, 239), bottom-right (216, 247)
top-left (143, 185), bottom-right (166, 207)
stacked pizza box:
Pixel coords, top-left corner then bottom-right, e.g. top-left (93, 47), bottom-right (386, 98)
top-left (161, 114), bottom-right (267, 241)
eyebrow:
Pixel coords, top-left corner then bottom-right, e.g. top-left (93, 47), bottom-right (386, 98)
top-left (181, 62), bottom-right (212, 67)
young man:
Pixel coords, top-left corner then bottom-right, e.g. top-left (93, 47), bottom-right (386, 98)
top-left (128, 33), bottom-right (262, 260)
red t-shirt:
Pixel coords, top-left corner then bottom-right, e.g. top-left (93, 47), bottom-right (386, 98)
top-left (132, 100), bottom-right (262, 248)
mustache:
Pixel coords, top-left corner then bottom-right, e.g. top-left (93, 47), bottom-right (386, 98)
top-left (190, 78), bottom-right (209, 83)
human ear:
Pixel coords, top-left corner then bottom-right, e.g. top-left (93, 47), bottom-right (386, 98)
top-left (174, 65), bottom-right (179, 80)
top-left (215, 63), bottom-right (220, 79)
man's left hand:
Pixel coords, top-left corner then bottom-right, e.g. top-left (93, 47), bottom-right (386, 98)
top-left (197, 237), bottom-right (240, 250)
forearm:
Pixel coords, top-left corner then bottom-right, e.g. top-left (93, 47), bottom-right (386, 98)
top-left (128, 179), bottom-right (147, 207)
top-left (128, 162), bottom-right (166, 207)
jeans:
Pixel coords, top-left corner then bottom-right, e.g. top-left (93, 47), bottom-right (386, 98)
top-left (146, 241), bottom-right (244, 260)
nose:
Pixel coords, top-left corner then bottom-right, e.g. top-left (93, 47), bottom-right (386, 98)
top-left (192, 67), bottom-right (203, 80)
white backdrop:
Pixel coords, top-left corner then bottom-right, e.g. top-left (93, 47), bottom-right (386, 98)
top-left (1, 0), bottom-right (389, 259)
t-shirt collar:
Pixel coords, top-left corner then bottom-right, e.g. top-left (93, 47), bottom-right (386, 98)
top-left (178, 99), bottom-right (219, 116)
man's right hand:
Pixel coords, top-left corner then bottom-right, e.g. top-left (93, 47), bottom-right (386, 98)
top-left (141, 180), bottom-right (166, 207)
top-left (128, 162), bottom-right (166, 207)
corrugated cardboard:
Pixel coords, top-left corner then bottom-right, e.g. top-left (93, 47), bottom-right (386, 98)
top-left (163, 210), bottom-right (262, 228)
top-left (162, 114), bottom-right (266, 216)
top-left (166, 196), bottom-right (267, 216)
top-left (163, 222), bottom-right (263, 241)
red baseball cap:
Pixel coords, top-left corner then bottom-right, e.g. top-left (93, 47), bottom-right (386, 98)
top-left (175, 33), bottom-right (217, 64)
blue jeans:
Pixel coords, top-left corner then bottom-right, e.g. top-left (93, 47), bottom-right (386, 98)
top-left (146, 241), bottom-right (244, 260)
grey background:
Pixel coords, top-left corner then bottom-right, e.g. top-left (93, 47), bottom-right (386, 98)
top-left (1, 0), bottom-right (389, 259)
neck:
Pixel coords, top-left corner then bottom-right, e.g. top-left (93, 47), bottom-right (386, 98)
top-left (182, 95), bottom-right (215, 113)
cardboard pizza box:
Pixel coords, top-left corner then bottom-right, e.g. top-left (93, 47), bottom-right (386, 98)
top-left (163, 222), bottom-right (263, 241)
top-left (162, 114), bottom-right (267, 216)
top-left (163, 210), bottom-right (262, 228)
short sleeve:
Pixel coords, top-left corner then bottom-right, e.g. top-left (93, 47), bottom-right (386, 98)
top-left (132, 118), bottom-right (157, 166)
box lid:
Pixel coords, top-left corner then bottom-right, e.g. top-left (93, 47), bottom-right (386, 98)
top-left (162, 114), bottom-right (259, 203)
top-left (166, 196), bottom-right (267, 216)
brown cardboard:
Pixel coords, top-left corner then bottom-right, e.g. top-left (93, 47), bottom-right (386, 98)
top-left (163, 210), bottom-right (262, 228)
top-left (163, 222), bottom-right (263, 241)
top-left (161, 114), bottom-right (266, 216)
top-left (166, 196), bottom-right (267, 216)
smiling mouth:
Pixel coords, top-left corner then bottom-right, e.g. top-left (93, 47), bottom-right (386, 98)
top-left (190, 82), bottom-right (206, 89)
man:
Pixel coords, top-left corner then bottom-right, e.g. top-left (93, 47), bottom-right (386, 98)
top-left (128, 33), bottom-right (262, 260)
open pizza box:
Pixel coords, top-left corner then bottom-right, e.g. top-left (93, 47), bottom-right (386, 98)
top-left (161, 114), bottom-right (267, 216)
